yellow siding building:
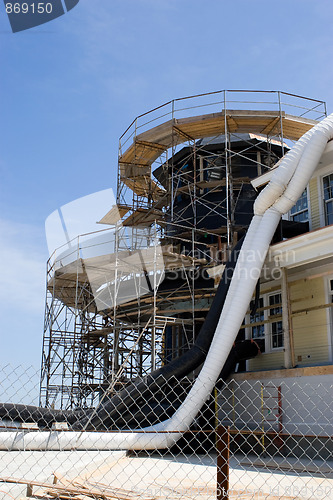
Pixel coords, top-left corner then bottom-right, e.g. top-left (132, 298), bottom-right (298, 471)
top-left (246, 141), bottom-right (333, 376)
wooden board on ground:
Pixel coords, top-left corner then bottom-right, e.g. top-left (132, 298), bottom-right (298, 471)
top-left (0, 477), bottom-right (155, 500)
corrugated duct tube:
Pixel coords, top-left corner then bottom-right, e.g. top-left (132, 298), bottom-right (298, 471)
top-left (1, 112), bottom-right (333, 451)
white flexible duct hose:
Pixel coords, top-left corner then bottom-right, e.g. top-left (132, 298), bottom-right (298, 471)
top-left (2, 113), bottom-right (333, 451)
top-left (253, 125), bottom-right (316, 215)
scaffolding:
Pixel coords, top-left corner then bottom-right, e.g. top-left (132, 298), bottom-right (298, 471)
top-left (39, 90), bottom-right (326, 409)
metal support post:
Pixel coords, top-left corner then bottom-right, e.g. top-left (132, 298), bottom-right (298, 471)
top-left (217, 425), bottom-right (230, 500)
top-left (278, 91), bottom-right (285, 157)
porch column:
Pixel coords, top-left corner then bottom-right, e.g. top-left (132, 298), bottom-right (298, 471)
top-left (281, 266), bottom-right (295, 368)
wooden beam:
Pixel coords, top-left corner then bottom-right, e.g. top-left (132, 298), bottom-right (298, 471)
top-left (291, 301), bottom-right (333, 316)
top-left (0, 477), bottom-right (143, 500)
top-left (226, 115), bottom-right (238, 132)
top-left (281, 267), bottom-right (294, 369)
top-left (261, 116), bottom-right (280, 135)
top-left (98, 205), bottom-right (130, 225)
top-left (134, 139), bottom-right (166, 152)
top-left (172, 125), bottom-right (195, 142)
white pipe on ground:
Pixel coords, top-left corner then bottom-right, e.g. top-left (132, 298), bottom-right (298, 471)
top-left (1, 113), bottom-right (333, 451)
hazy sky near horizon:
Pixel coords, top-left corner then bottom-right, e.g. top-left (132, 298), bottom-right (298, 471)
top-left (0, 0), bottom-right (333, 368)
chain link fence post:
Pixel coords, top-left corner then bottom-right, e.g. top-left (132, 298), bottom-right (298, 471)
top-left (217, 425), bottom-right (229, 500)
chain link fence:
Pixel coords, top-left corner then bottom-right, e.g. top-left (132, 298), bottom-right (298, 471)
top-left (0, 365), bottom-right (332, 499)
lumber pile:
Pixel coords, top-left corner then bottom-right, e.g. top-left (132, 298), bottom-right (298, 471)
top-left (0, 475), bottom-right (156, 500)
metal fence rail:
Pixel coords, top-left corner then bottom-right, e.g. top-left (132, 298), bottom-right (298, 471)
top-left (0, 365), bottom-right (332, 499)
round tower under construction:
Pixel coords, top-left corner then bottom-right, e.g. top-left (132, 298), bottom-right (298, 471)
top-left (39, 90), bottom-right (326, 409)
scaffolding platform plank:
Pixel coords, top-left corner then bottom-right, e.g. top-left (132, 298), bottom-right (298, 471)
top-left (47, 248), bottom-right (208, 311)
top-left (122, 208), bottom-right (164, 226)
top-left (175, 177), bottom-right (251, 193)
top-left (118, 110), bottom-right (317, 200)
top-left (120, 175), bottom-right (165, 200)
top-left (98, 204), bottom-right (131, 225)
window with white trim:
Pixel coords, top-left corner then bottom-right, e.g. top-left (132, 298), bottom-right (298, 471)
top-left (250, 297), bottom-right (265, 351)
top-left (247, 291), bottom-right (283, 353)
top-left (268, 293), bottom-right (283, 349)
top-left (323, 173), bottom-right (333, 225)
top-left (290, 188), bottom-right (309, 222)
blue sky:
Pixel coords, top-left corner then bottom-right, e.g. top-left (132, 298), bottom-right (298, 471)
top-left (0, 0), bottom-right (333, 369)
